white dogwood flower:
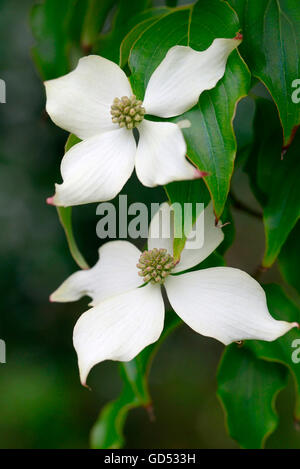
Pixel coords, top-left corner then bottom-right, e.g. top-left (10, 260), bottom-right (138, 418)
top-left (45, 37), bottom-right (242, 206)
top-left (50, 203), bottom-right (298, 385)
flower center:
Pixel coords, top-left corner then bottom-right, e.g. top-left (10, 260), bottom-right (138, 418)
top-left (137, 248), bottom-right (175, 285)
top-left (110, 95), bottom-right (145, 130)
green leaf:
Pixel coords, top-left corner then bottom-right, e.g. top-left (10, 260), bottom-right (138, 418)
top-left (166, 0), bottom-right (179, 6)
top-left (246, 98), bottom-right (300, 267)
top-left (56, 134), bottom-right (88, 270)
top-left (119, 7), bottom-right (170, 68)
top-left (80, 0), bottom-right (116, 51)
top-left (31, 0), bottom-right (84, 79)
top-left (92, 0), bottom-right (152, 63)
top-left (164, 179), bottom-right (211, 260)
top-left (90, 311), bottom-right (181, 449)
top-left (264, 132), bottom-right (300, 266)
top-left (64, 133), bottom-right (81, 152)
top-left (245, 98), bottom-right (277, 208)
top-left (31, 0), bottom-right (127, 79)
top-left (233, 94), bottom-right (256, 169)
top-left (165, 180), bottom-right (235, 260)
top-left (129, 7), bottom-right (190, 98)
top-left (247, 284), bottom-right (300, 420)
top-left (129, 0), bottom-right (250, 219)
top-left (217, 343), bottom-right (288, 449)
top-left (56, 206), bottom-right (89, 270)
top-left (278, 221), bottom-right (300, 296)
top-left (228, 0), bottom-right (300, 146)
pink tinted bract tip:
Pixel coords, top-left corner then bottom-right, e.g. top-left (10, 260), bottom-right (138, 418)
top-left (195, 169), bottom-right (209, 179)
top-left (46, 196), bottom-right (54, 205)
top-left (235, 32), bottom-right (243, 41)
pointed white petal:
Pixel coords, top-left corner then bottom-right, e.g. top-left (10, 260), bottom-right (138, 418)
top-left (73, 284), bottom-right (165, 384)
top-left (173, 201), bottom-right (224, 273)
top-left (50, 269), bottom-right (90, 303)
top-left (143, 38), bottom-right (242, 118)
top-left (50, 241), bottom-right (142, 306)
top-left (165, 267), bottom-right (297, 345)
top-left (52, 129), bottom-right (136, 206)
top-left (135, 120), bottom-right (197, 187)
top-left (148, 202), bottom-right (174, 254)
top-left (45, 55), bottom-right (132, 139)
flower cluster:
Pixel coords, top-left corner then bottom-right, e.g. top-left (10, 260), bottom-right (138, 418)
top-left (110, 95), bottom-right (145, 129)
top-left (50, 203), bottom-right (297, 385)
top-left (46, 35), bottom-right (298, 385)
top-left (137, 248), bottom-right (176, 284)
top-left (45, 37), bottom-right (242, 206)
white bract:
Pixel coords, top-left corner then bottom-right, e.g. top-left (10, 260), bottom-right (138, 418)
top-left (50, 203), bottom-right (298, 385)
top-left (45, 37), bottom-right (242, 206)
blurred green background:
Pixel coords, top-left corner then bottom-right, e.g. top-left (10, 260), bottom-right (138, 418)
top-left (0, 0), bottom-right (299, 449)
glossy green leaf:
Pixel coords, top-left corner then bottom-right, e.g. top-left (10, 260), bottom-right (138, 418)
top-left (218, 343), bottom-right (288, 449)
top-left (92, 0), bottom-right (151, 63)
top-left (246, 98), bottom-right (300, 267)
top-left (90, 311), bottom-right (181, 449)
top-left (31, 0), bottom-right (122, 79)
top-left (80, 0), bottom-right (116, 51)
top-left (247, 284), bottom-right (300, 420)
top-left (56, 206), bottom-right (89, 270)
top-left (31, 0), bottom-right (84, 79)
top-left (164, 179), bottom-right (234, 262)
top-left (166, 0), bottom-right (179, 6)
top-left (65, 133), bottom-right (81, 152)
top-left (119, 7), bottom-right (170, 68)
top-left (233, 94), bottom-right (256, 169)
top-left (129, 7), bottom-right (190, 98)
top-left (263, 141), bottom-right (300, 265)
top-left (228, 0), bottom-right (300, 145)
top-left (129, 0), bottom-right (250, 219)
top-left (164, 179), bottom-right (211, 260)
top-left (278, 221), bottom-right (300, 296)
top-left (56, 134), bottom-right (88, 270)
